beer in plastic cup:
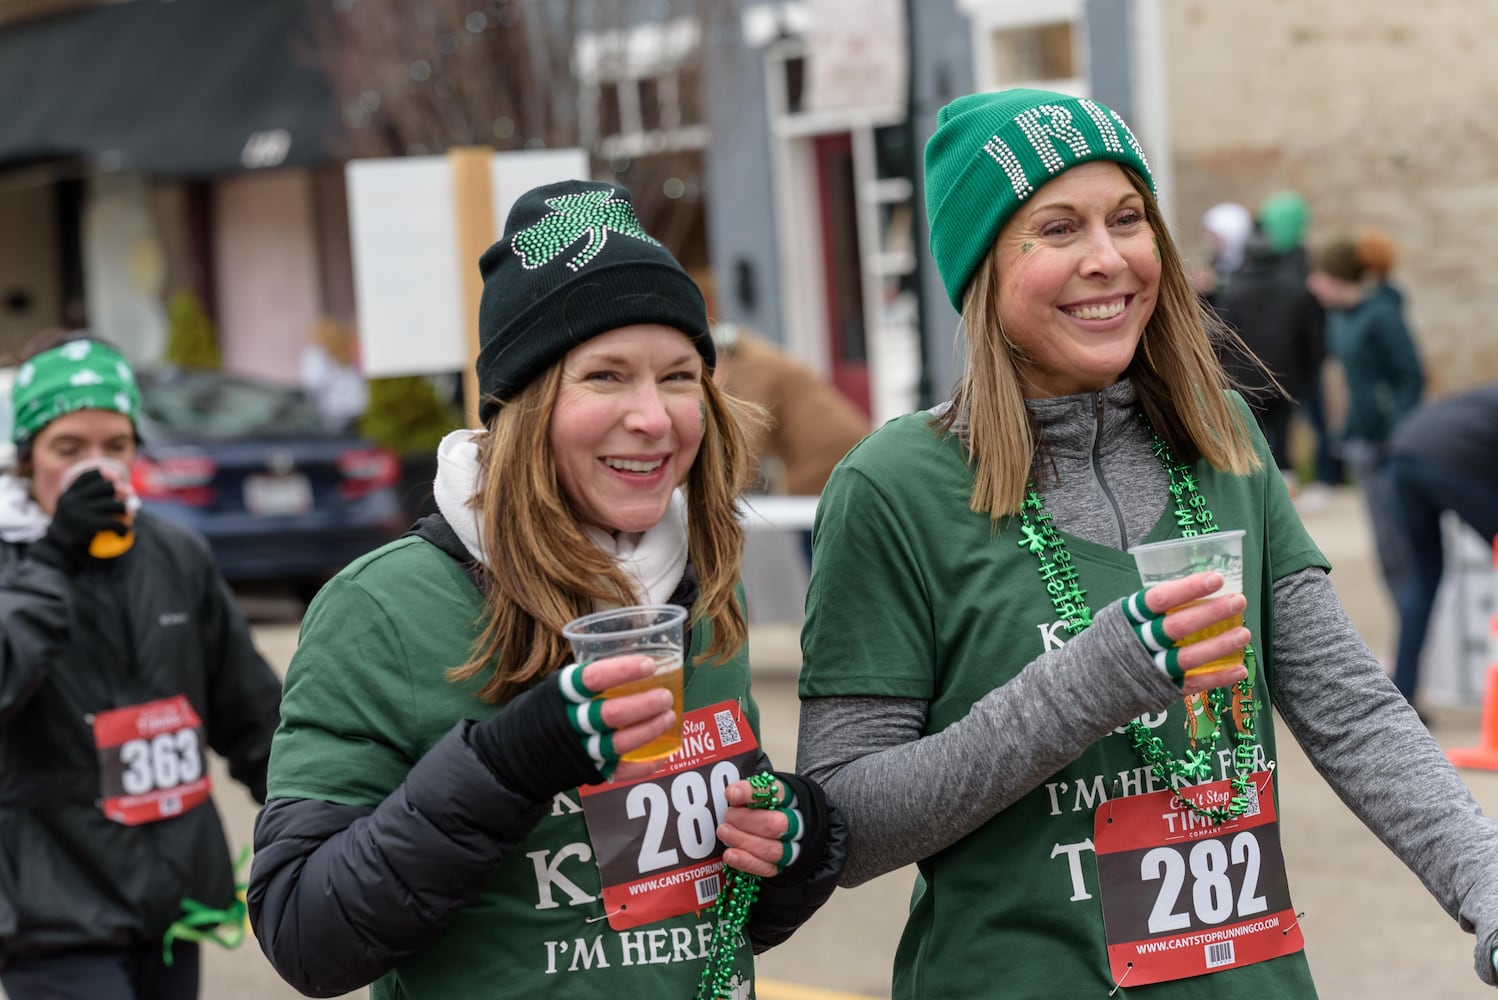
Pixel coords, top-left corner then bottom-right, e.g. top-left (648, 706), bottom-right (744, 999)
top-left (561, 604), bottom-right (688, 762)
top-left (58, 456), bottom-right (139, 559)
top-left (1127, 530), bottom-right (1246, 675)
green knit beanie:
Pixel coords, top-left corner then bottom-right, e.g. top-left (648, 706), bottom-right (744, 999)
top-left (1257, 191), bottom-right (1310, 255)
top-left (923, 88), bottom-right (1155, 310)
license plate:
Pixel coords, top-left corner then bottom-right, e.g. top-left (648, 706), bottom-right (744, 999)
top-left (244, 474), bottom-right (312, 516)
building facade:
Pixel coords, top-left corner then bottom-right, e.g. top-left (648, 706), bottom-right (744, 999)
top-left (4, 0), bottom-right (1489, 413)
top-left (1165, 0), bottom-right (1498, 395)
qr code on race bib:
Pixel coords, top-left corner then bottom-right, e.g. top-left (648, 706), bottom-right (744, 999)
top-left (714, 709), bottom-right (742, 748)
top-left (1242, 780), bottom-right (1261, 819)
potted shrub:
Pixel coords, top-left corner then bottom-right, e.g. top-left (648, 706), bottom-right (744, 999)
top-left (358, 375), bottom-right (463, 520)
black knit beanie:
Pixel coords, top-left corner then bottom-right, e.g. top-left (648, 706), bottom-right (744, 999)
top-left (475, 180), bottom-right (714, 423)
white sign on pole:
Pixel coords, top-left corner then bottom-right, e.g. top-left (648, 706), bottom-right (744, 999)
top-left (347, 156), bottom-right (464, 377)
top-left (347, 148), bottom-right (590, 379)
top-left (491, 148), bottom-right (590, 233)
top-left (805, 0), bottom-right (906, 112)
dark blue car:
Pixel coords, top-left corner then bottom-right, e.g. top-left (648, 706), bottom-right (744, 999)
top-left (131, 369), bottom-right (407, 597)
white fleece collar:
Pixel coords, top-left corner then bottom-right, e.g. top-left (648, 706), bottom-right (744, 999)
top-left (581, 491), bottom-right (689, 608)
top-left (433, 429), bottom-right (487, 565)
top-left (431, 428), bottom-right (688, 607)
top-left (0, 474), bottom-right (48, 544)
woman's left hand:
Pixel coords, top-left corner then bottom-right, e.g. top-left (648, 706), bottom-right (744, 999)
top-left (717, 777), bottom-right (798, 878)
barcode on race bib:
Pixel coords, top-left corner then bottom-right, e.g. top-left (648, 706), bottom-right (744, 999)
top-left (695, 874), bottom-right (721, 905)
top-left (1205, 941), bottom-right (1235, 969)
top-left (714, 710), bottom-right (742, 748)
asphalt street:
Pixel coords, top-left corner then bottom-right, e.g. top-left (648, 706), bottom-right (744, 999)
top-left (135, 487), bottom-right (1498, 998)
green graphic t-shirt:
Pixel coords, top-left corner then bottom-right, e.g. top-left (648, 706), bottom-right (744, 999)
top-left (269, 537), bottom-right (760, 1000)
top-left (800, 409), bottom-right (1328, 999)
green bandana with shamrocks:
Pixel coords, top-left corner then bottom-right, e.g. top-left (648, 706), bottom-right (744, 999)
top-left (11, 339), bottom-right (141, 445)
top-left (510, 188), bottom-right (661, 272)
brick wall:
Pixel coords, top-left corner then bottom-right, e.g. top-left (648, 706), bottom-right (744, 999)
top-left (1164, 0), bottom-right (1498, 393)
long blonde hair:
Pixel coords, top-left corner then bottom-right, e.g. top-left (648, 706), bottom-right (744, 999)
top-left (938, 166), bottom-right (1260, 519)
top-left (448, 364), bottom-right (756, 702)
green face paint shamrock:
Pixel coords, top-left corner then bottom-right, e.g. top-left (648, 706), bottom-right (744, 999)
top-left (510, 189), bottom-right (661, 272)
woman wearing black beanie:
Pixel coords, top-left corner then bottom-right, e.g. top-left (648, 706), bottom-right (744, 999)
top-left (248, 180), bottom-right (846, 1000)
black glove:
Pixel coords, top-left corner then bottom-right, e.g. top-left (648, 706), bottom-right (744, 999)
top-left (467, 663), bottom-right (614, 803)
top-left (29, 469), bottom-right (128, 574)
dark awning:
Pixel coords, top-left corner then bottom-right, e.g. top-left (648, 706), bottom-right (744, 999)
top-left (0, 0), bottom-right (344, 176)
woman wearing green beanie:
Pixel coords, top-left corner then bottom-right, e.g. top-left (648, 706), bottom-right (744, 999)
top-left (796, 88), bottom-right (1498, 997)
top-left (0, 334), bottom-right (282, 1000)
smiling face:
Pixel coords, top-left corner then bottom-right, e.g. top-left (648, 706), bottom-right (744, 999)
top-left (25, 409), bottom-right (137, 515)
top-left (992, 161), bottom-right (1161, 398)
top-left (549, 324), bottom-right (706, 536)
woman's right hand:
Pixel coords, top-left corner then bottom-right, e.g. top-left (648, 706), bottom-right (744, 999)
top-left (574, 655), bottom-right (678, 784)
top-left (1124, 571), bottom-right (1251, 695)
top-left (467, 654), bottom-right (677, 801)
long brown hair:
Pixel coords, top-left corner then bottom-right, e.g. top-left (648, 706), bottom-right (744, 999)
top-left (448, 363), bottom-right (756, 702)
top-left (938, 166), bottom-right (1261, 519)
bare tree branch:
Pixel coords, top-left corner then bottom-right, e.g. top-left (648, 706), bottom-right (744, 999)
top-left (306, 0), bottom-right (731, 265)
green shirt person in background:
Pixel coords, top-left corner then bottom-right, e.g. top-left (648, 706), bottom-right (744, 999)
top-left (796, 88), bottom-right (1498, 998)
top-left (249, 180), bottom-right (845, 1000)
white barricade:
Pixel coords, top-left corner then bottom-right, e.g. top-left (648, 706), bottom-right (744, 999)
top-left (1424, 516), bottom-right (1498, 707)
top-left (736, 495), bottom-right (821, 624)
top-left (739, 494), bottom-right (821, 532)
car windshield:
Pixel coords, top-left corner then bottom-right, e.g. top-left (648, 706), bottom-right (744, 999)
top-left (140, 373), bottom-right (325, 439)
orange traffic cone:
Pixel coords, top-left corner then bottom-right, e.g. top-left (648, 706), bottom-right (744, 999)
top-left (1446, 535), bottom-right (1498, 770)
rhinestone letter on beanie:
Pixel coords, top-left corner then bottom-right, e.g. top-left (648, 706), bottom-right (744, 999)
top-left (474, 180), bottom-right (713, 423)
top-left (923, 88), bottom-right (1155, 309)
top-left (11, 339), bottom-right (140, 445)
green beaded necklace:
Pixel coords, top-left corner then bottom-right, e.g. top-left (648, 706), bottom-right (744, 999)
top-left (694, 770), bottom-right (780, 999)
top-left (1017, 423), bottom-right (1263, 824)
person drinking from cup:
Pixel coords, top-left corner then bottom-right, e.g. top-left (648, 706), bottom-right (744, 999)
top-left (249, 180), bottom-right (846, 1000)
top-left (795, 88), bottom-right (1498, 997)
top-left (0, 334), bottom-right (283, 1000)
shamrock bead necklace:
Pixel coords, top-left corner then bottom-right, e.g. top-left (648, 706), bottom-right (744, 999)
top-left (1016, 421), bottom-right (1263, 824)
top-left (694, 771), bottom-right (780, 999)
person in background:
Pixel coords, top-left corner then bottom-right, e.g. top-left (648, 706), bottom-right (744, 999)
top-left (1384, 385), bottom-right (1498, 713)
top-left (0, 333), bottom-right (283, 1000)
top-left (249, 180), bottom-right (845, 1000)
top-left (1310, 236), bottom-right (1424, 604)
top-left (711, 322), bottom-right (871, 563)
top-left (796, 87), bottom-right (1498, 998)
top-left (1258, 190), bottom-right (1342, 492)
top-left (299, 317), bottom-right (368, 433)
top-left (1192, 201), bottom-right (1253, 303)
top-left (1212, 223), bottom-right (1326, 479)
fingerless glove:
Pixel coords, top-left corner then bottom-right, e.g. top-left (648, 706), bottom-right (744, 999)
top-left (467, 663), bottom-right (617, 802)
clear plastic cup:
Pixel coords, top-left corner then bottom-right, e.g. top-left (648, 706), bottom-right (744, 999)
top-left (562, 604), bottom-right (688, 762)
top-left (58, 456), bottom-right (140, 559)
top-left (1127, 530), bottom-right (1246, 675)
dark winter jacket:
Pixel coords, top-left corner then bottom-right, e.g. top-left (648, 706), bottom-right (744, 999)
top-left (248, 513), bottom-right (847, 998)
top-left (1211, 238), bottom-right (1326, 405)
top-left (1388, 385), bottom-right (1498, 492)
top-left (1326, 280), bottom-right (1423, 443)
top-left (0, 508), bottom-right (282, 963)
